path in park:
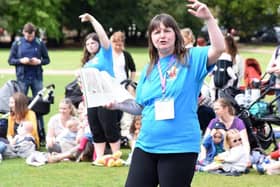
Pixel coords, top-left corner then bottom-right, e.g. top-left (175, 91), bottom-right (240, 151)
top-left (0, 69), bottom-right (75, 75)
top-left (0, 46), bottom-right (273, 75)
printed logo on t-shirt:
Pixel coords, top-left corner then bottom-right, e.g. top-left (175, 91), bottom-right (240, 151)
top-left (167, 65), bottom-right (178, 80)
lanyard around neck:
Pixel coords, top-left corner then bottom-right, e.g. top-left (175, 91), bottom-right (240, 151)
top-left (157, 55), bottom-right (176, 95)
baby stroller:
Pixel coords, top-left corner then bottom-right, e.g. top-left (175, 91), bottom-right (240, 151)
top-left (244, 57), bottom-right (275, 95)
top-left (244, 58), bottom-right (262, 89)
top-left (238, 86), bottom-right (280, 152)
top-left (221, 83), bottom-right (280, 153)
top-left (29, 84), bottom-right (55, 144)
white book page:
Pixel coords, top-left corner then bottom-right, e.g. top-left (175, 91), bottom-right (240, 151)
top-left (80, 68), bottom-right (134, 108)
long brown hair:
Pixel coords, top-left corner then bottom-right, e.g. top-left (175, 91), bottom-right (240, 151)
top-left (81, 32), bottom-right (100, 66)
top-left (146, 13), bottom-right (187, 76)
top-left (225, 34), bottom-right (238, 64)
top-left (11, 92), bottom-right (29, 121)
top-left (215, 97), bottom-right (236, 115)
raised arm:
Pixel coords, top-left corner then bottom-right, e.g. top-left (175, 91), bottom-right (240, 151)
top-left (187, 0), bottom-right (225, 66)
top-left (79, 13), bottom-right (110, 49)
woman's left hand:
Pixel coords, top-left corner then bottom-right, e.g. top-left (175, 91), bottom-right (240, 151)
top-left (186, 0), bottom-right (213, 20)
top-left (79, 13), bottom-right (94, 23)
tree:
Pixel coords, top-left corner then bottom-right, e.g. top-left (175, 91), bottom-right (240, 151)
top-left (0, 0), bottom-right (64, 42)
top-left (204, 0), bottom-right (280, 41)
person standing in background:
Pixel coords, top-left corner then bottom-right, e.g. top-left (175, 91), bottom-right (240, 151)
top-left (180, 27), bottom-right (196, 48)
top-left (266, 45), bottom-right (280, 114)
top-left (79, 13), bottom-right (122, 163)
top-left (8, 22), bottom-right (50, 99)
top-left (110, 31), bottom-right (136, 83)
top-left (110, 31), bottom-right (137, 140)
top-left (8, 22), bottom-right (50, 145)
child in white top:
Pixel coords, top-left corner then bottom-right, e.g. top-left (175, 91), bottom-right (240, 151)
top-left (200, 129), bottom-right (249, 173)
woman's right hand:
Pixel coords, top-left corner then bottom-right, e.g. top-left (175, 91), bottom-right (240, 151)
top-left (103, 101), bottom-right (118, 110)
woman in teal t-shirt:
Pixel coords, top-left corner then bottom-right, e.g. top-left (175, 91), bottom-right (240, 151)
top-left (79, 13), bottom-right (122, 163)
top-left (107, 0), bottom-right (225, 186)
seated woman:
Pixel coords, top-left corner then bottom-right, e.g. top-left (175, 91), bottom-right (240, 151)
top-left (7, 92), bottom-right (39, 148)
top-left (204, 98), bottom-right (250, 156)
top-left (46, 98), bottom-right (77, 153)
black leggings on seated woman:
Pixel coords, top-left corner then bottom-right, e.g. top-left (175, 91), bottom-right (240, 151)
top-left (125, 148), bottom-right (198, 187)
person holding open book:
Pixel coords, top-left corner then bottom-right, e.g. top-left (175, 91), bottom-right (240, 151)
top-left (79, 13), bottom-right (122, 164)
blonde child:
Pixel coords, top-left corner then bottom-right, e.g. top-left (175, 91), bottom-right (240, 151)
top-left (57, 118), bottom-right (80, 153)
top-left (200, 129), bottom-right (250, 174)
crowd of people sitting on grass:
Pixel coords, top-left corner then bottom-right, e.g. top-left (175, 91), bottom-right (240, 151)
top-left (1, 3), bottom-right (280, 184)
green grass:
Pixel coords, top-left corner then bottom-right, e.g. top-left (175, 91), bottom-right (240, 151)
top-left (0, 45), bottom-right (279, 187)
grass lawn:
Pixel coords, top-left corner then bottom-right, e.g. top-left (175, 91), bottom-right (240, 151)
top-left (0, 44), bottom-right (279, 187)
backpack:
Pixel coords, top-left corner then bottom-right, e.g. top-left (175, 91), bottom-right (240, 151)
top-left (213, 59), bottom-right (233, 88)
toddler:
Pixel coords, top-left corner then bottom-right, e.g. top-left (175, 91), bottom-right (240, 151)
top-left (75, 101), bottom-right (94, 162)
top-left (125, 115), bottom-right (142, 165)
top-left (199, 129), bottom-right (249, 174)
top-left (3, 121), bottom-right (36, 159)
top-left (198, 122), bottom-right (226, 166)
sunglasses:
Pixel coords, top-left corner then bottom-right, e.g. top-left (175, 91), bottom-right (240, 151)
top-left (232, 138), bottom-right (242, 143)
top-left (214, 135), bottom-right (222, 139)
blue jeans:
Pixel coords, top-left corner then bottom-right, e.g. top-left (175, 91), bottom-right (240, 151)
top-left (0, 141), bottom-right (7, 154)
top-left (18, 76), bottom-right (43, 97)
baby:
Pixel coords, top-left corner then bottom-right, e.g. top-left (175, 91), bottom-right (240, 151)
top-left (57, 118), bottom-right (80, 153)
top-left (3, 121), bottom-right (36, 159)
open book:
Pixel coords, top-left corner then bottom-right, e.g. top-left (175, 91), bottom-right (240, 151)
top-left (79, 68), bottom-right (134, 108)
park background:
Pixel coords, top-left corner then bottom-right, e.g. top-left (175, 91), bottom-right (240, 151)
top-left (1, 0), bottom-right (280, 186)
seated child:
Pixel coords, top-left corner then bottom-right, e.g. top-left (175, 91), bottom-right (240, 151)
top-left (75, 101), bottom-right (94, 162)
top-left (3, 121), bottom-right (36, 159)
top-left (199, 129), bottom-right (250, 174)
top-left (253, 143), bottom-right (280, 175)
top-left (254, 159), bottom-right (280, 175)
top-left (125, 115), bottom-right (142, 165)
top-left (57, 118), bottom-right (80, 153)
top-left (198, 122), bottom-right (226, 166)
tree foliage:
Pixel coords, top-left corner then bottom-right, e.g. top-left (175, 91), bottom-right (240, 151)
top-left (0, 0), bottom-right (279, 45)
top-left (204, 0), bottom-right (280, 40)
top-left (0, 0), bottom-right (65, 40)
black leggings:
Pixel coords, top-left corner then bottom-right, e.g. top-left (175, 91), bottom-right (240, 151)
top-left (125, 148), bottom-right (198, 187)
top-left (87, 107), bottom-right (122, 143)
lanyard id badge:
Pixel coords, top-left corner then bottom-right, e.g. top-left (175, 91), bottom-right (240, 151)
top-left (154, 97), bottom-right (175, 120)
